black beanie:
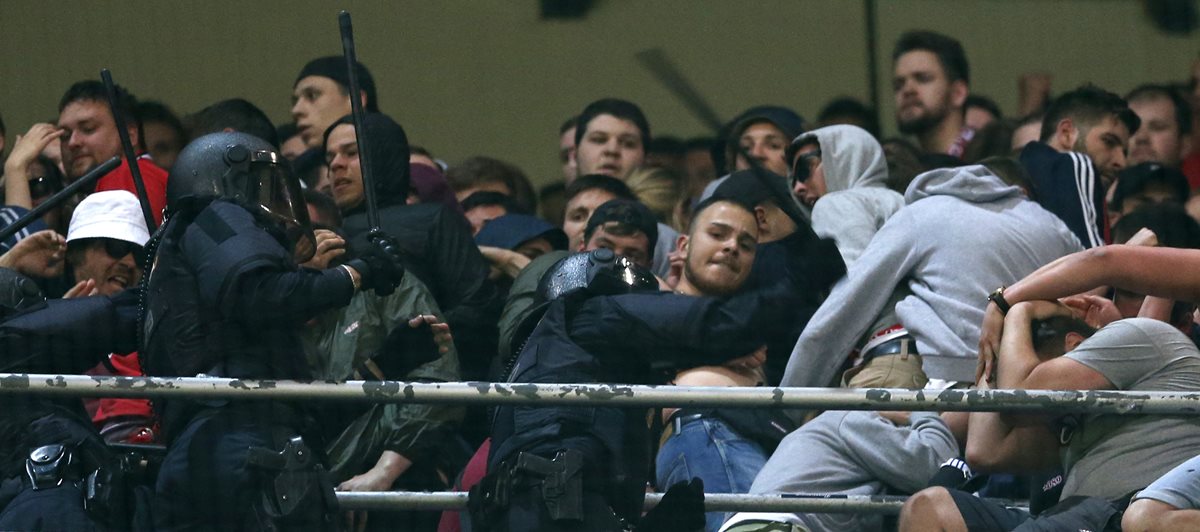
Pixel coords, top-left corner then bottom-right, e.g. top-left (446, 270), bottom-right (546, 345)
top-left (295, 56), bottom-right (379, 112)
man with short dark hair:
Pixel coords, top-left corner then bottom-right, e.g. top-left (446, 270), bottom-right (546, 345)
top-left (561, 174), bottom-right (637, 251)
top-left (57, 80), bottom-right (168, 225)
top-left (892, 30), bottom-right (973, 157)
top-left (1126, 84), bottom-right (1193, 168)
top-left (135, 100), bottom-right (186, 170)
top-left (901, 303), bottom-right (1200, 531)
top-left (1021, 84), bottom-right (1140, 248)
top-left (572, 98), bottom-right (650, 180)
top-left (965, 94), bottom-right (1002, 131)
top-left (291, 56), bottom-right (377, 148)
top-left (495, 198), bottom-right (657, 365)
top-left (185, 98), bottom-right (279, 148)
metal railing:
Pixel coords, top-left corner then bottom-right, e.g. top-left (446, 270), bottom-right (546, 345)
top-left (4, 373), bottom-right (1200, 415)
top-left (6, 372), bottom-right (1179, 513)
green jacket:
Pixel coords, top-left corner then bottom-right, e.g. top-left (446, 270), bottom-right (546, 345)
top-left (302, 272), bottom-right (463, 481)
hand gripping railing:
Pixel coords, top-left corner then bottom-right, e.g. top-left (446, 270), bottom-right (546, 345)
top-left (3, 372), bottom-right (1190, 513)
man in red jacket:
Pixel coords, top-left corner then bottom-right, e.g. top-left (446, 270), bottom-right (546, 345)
top-left (56, 80), bottom-right (168, 226)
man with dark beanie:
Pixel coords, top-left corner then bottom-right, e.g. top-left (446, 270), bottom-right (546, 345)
top-left (323, 113), bottom-right (502, 386)
top-left (292, 56), bottom-right (378, 148)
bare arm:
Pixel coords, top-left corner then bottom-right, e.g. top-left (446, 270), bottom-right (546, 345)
top-left (967, 302), bottom-right (1066, 473)
top-left (3, 124), bottom-right (63, 209)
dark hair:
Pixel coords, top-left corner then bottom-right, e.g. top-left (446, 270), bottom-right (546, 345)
top-left (1126, 84), bottom-right (1193, 136)
top-left (1111, 163), bottom-right (1190, 214)
top-left (1040, 84), bottom-right (1140, 142)
top-left (135, 100), bottom-right (185, 147)
top-left (564, 174), bottom-right (635, 206)
top-left (647, 136), bottom-right (686, 158)
top-left (58, 80), bottom-right (143, 149)
top-left (817, 97), bottom-right (880, 138)
top-left (963, 119), bottom-right (1017, 163)
top-left (444, 156), bottom-right (536, 213)
top-left (1031, 316), bottom-right (1097, 356)
top-left (559, 115), bottom-right (578, 136)
top-left (684, 137), bottom-right (716, 152)
top-left (892, 30), bottom-right (970, 84)
top-left (687, 195), bottom-right (753, 231)
top-left (574, 98), bottom-right (651, 147)
top-left (1112, 203), bottom-right (1200, 249)
top-left (980, 156), bottom-right (1035, 198)
top-left (582, 199), bottom-right (658, 249)
top-left (276, 123), bottom-right (300, 142)
top-left (303, 188), bottom-right (342, 229)
top-left (965, 95), bottom-right (1003, 121)
top-left (881, 137), bottom-right (925, 193)
top-left (461, 190), bottom-right (523, 215)
top-left (0, 112), bottom-right (6, 137)
top-left (410, 145), bottom-right (436, 159)
top-left (184, 98), bottom-right (278, 148)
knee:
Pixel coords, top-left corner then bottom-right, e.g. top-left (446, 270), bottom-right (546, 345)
top-left (899, 487), bottom-right (957, 532)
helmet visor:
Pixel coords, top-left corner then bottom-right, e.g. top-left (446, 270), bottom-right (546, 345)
top-left (247, 151), bottom-right (316, 263)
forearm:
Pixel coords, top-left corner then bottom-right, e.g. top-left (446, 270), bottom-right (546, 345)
top-left (1006, 246), bottom-right (1200, 305)
top-left (368, 450), bottom-right (412, 485)
top-left (3, 161), bottom-right (32, 209)
top-left (231, 267), bottom-right (355, 323)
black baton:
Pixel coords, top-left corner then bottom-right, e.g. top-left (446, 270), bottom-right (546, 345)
top-left (100, 69), bottom-right (157, 233)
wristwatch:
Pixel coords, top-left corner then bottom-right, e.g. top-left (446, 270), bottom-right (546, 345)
top-left (987, 286), bottom-right (1011, 315)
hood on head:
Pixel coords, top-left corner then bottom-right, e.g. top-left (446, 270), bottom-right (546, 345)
top-left (790, 125), bottom-right (887, 194)
top-left (722, 105), bottom-right (807, 172)
top-left (904, 164), bottom-right (1023, 205)
top-left (324, 112), bottom-right (411, 214)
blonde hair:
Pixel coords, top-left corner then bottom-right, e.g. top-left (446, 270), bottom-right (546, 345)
top-left (624, 166), bottom-right (684, 229)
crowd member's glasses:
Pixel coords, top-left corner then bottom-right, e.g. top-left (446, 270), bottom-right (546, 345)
top-left (28, 176), bottom-right (61, 200)
top-left (99, 238), bottom-right (147, 263)
top-left (791, 149), bottom-right (822, 186)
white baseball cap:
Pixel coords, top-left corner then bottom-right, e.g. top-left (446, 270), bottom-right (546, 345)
top-left (67, 190), bottom-right (151, 246)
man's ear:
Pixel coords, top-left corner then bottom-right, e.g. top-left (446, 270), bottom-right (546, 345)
top-left (128, 124), bottom-right (141, 153)
top-left (1054, 118), bottom-right (1078, 151)
top-left (753, 206), bottom-right (770, 235)
top-left (676, 233), bottom-right (689, 254)
top-left (1064, 331), bottom-right (1086, 353)
top-left (1180, 135), bottom-right (1193, 162)
top-left (359, 90), bottom-right (370, 110)
top-left (950, 80), bottom-right (969, 109)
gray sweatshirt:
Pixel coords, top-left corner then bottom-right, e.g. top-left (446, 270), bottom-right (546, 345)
top-left (797, 125), bottom-right (905, 269)
top-left (722, 411), bottom-right (958, 532)
top-left (782, 165), bottom-right (1082, 385)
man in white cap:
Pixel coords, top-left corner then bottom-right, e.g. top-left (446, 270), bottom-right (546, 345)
top-left (64, 190), bottom-right (150, 297)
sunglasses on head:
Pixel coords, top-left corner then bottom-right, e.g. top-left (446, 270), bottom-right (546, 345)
top-left (790, 149), bottom-right (822, 186)
top-left (99, 238), bottom-right (146, 263)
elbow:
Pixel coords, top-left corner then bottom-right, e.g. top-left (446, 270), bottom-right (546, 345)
top-left (965, 437), bottom-right (1006, 473)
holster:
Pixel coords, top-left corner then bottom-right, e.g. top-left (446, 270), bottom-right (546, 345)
top-left (245, 436), bottom-right (337, 527)
top-left (469, 449), bottom-right (585, 529)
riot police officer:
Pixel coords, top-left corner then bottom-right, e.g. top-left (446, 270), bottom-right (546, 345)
top-left (143, 132), bottom-right (402, 530)
top-left (477, 240), bottom-right (811, 531)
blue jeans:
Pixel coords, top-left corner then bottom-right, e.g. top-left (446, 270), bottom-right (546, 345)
top-left (656, 415), bottom-right (768, 532)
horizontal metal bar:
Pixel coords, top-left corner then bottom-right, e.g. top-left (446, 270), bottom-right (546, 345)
top-left (3, 373), bottom-right (1200, 414)
top-left (335, 491), bottom-right (911, 514)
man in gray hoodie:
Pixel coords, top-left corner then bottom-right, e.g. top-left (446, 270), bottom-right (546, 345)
top-left (788, 124), bottom-right (905, 268)
top-left (781, 164), bottom-right (1082, 389)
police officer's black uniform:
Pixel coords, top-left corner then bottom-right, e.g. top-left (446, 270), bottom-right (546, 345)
top-left (478, 249), bottom-right (811, 531)
top-left (142, 132), bottom-right (400, 530)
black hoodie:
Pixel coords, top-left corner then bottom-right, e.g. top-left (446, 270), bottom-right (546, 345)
top-left (328, 114), bottom-right (501, 380)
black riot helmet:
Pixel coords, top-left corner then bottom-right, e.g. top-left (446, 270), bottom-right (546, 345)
top-left (507, 249), bottom-right (658, 360)
top-left (168, 132), bottom-right (316, 262)
top-left (538, 248), bottom-right (658, 301)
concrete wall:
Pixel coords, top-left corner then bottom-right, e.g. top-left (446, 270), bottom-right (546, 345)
top-left (1, 1), bottom-right (1196, 185)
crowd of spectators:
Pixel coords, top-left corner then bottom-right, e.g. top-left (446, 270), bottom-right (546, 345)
top-left (2, 26), bottom-right (1200, 532)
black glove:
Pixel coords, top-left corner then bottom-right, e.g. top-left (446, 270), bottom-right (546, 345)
top-left (367, 318), bottom-right (441, 379)
top-left (347, 232), bottom-right (404, 296)
top-left (638, 477), bottom-right (705, 532)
